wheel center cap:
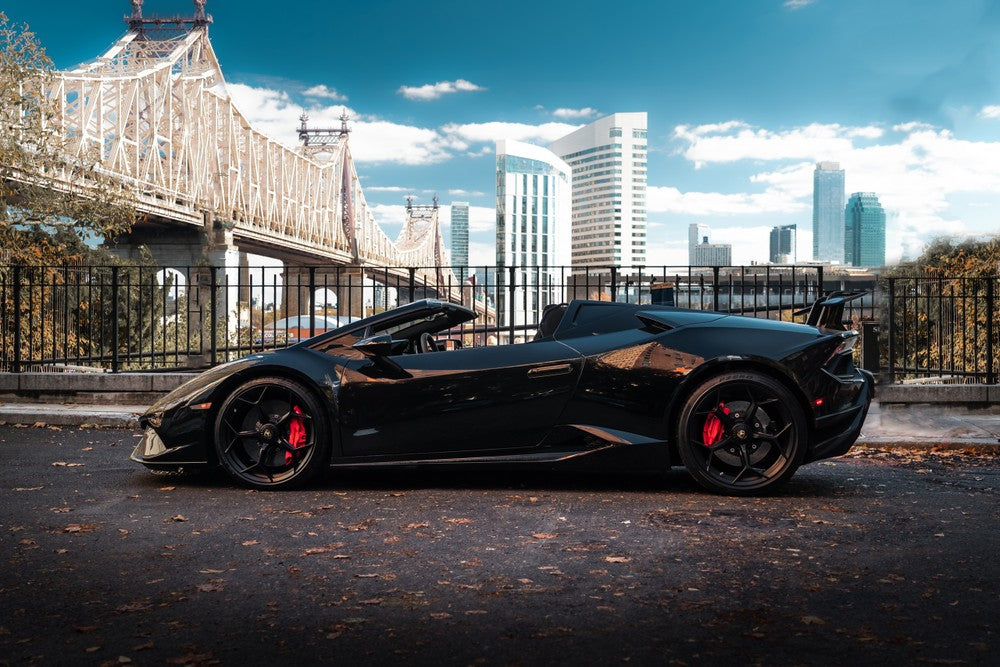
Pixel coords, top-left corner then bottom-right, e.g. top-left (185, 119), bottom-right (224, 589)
top-left (261, 425), bottom-right (275, 441)
top-left (734, 424), bottom-right (749, 440)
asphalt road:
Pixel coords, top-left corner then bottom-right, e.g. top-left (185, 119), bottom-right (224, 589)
top-left (1, 425), bottom-right (997, 666)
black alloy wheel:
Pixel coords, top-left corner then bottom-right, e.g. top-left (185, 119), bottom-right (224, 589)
top-left (214, 377), bottom-right (330, 490)
top-left (677, 371), bottom-right (807, 495)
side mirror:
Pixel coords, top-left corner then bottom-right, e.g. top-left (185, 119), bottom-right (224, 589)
top-left (352, 334), bottom-right (396, 357)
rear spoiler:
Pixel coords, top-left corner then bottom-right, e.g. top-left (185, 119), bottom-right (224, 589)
top-left (794, 290), bottom-right (868, 331)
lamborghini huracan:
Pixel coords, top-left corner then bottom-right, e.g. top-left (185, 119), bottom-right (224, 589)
top-left (133, 294), bottom-right (873, 495)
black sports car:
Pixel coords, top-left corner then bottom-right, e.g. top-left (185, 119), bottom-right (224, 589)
top-left (133, 295), bottom-right (873, 495)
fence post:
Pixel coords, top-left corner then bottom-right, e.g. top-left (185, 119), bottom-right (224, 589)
top-left (712, 266), bottom-right (720, 312)
top-left (817, 265), bottom-right (824, 299)
top-left (986, 278), bottom-right (996, 385)
top-left (209, 268), bottom-right (218, 366)
top-left (886, 277), bottom-right (895, 383)
top-left (12, 265), bottom-right (22, 373)
top-left (308, 266), bottom-right (316, 338)
top-left (610, 266), bottom-right (618, 302)
top-left (408, 268), bottom-right (416, 303)
top-left (508, 265), bottom-right (517, 343)
top-left (111, 266), bottom-right (120, 373)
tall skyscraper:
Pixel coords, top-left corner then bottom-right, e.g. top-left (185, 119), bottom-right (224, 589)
top-left (495, 139), bottom-right (571, 330)
top-left (688, 223), bottom-right (710, 264)
top-left (450, 201), bottom-right (469, 270)
top-left (813, 161), bottom-right (845, 263)
top-left (844, 192), bottom-right (886, 267)
top-left (548, 113), bottom-right (647, 267)
top-left (769, 224), bottom-right (797, 264)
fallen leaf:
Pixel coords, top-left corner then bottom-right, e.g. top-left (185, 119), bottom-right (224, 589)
top-left (532, 533), bottom-right (557, 539)
top-left (360, 598), bottom-right (383, 605)
top-left (445, 518), bottom-right (473, 524)
top-left (195, 582), bottom-right (224, 592)
top-left (242, 540), bottom-right (260, 546)
top-left (84, 646), bottom-right (101, 653)
top-left (158, 487), bottom-right (175, 492)
top-left (14, 487), bottom-right (42, 491)
top-left (801, 615), bottom-right (826, 625)
top-left (51, 461), bottom-right (84, 467)
top-left (168, 515), bottom-right (189, 522)
top-left (604, 556), bottom-right (631, 563)
top-left (429, 612), bottom-right (452, 620)
top-left (65, 523), bottom-right (96, 533)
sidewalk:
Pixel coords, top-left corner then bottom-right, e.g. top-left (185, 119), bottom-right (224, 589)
top-left (0, 400), bottom-right (997, 450)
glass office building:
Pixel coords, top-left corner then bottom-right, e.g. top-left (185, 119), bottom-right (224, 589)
top-left (495, 140), bottom-right (571, 332)
top-left (813, 162), bottom-right (845, 262)
top-left (450, 201), bottom-right (469, 271)
top-left (844, 192), bottom-right (886, 267)
top-left (769, 224), bottom-right (797, 263)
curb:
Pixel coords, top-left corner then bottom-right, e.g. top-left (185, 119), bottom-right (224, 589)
top-left (0, 405), bottom-right (142, 428)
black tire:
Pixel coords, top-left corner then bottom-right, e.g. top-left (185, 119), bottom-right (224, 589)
top-left (676, 371), bottom-right (807, 495)
top-left (213, 376), bottom-right (331, 490)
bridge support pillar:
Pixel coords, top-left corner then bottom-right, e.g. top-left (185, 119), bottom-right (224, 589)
top-left (280, 266), bottom-right (371, 321)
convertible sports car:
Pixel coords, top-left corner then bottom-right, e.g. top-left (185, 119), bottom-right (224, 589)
top-left (133, 295), bottom-right (874, 495)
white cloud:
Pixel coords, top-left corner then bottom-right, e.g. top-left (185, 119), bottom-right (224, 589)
top-left (670, 119), bottom-right (1000, 262)
top-left (674, 121), bottom-right (884, 167)
top-left (978, 105), bottom-right (1000, 119)
top-left (398, 79), bottom-right (485, 101)
top-left (227, 82), bottom-right (582, 167)
top-left (448, 189), bottom-right (485, 197)
top-left (552, 107), bottom-right (599, 119)
top-left (468, 241), bottom-right (496, 266)
top-left (442, 121), bottom-right (580, 145)
top-left (303, 84), bottom-right (347, 101)
top-left (646, 186), bottom-right (806, 216)
top-left (227, 82), bottom-right (453, 165)
top-left (783, 0), bottom-right (817, 9)
top-left (366, 186), bottom-right (412, 193)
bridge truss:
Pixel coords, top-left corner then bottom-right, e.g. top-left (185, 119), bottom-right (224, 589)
top-left (42, 3), bottom-right (454, 284)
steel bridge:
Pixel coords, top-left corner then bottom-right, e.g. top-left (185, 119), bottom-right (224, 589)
top-left (36, 1), bottom-right (457, 302)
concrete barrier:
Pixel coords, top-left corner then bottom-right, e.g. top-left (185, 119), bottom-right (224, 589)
top-left (0, 372), bottom-right (198, 406)
top-left (876, 383), bottom-right (997, 405)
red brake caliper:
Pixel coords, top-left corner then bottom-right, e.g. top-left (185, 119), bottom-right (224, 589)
top-left (702, 403), bottom-right (730, 446)
top-left (285, 406), bottom-right (306, 465)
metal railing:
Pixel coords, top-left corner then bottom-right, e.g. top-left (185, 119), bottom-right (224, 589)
top-left (883, 276), bottom-right (997, 384)
top-left (3, 263), bottom-right (994, 383)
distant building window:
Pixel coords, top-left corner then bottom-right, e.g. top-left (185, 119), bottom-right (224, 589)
top-left (609, 127), bottom-right (623, 138)
top-left (633, 129), bottom-right (647, 139)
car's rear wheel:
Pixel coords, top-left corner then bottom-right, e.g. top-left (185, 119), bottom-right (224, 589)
top-left (677, 371), bottom-right (806, 495)
top-left (214, 377), bottom-right (330, 490)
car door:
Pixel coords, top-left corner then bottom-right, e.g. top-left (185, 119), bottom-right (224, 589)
top-left (337, 340), bottom-right (583, 457)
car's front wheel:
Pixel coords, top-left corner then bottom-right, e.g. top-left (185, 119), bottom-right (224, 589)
top-left (214, 377), bottom-right (330, 490)
top-left (677, 371), bottom-right (807, 495)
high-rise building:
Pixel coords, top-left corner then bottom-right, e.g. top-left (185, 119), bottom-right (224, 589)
top-left (844, 192), bottom-right (886, 267)
top-left (813, 161), bottom-right (845, 263)
top-left (688, 223), bottom-right (710, 264)
top-left (450, 201), bottom-right (469, 271)
top-left (548, 113), bottom-right (647, 267)
top-left (769, 224), bottom-right (797, 264)
top-left (495, 139), bottom-right (571, 330)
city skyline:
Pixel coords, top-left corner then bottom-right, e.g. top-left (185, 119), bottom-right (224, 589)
top-left (6, 0), bottom-right (1000, 267)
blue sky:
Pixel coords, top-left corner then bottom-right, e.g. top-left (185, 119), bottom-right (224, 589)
top-left (7, 0), bottom-right (1000, 265)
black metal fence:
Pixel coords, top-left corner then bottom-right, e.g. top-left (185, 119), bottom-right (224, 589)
top-left (883, 276), bottom-right (997, 384)
top-left (1, 263), bottom-right (994, 383)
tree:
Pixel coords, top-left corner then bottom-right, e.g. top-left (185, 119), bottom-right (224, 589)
top-left (881, 236), bottom-right (998, 381)
top-left (0, 12), bottom-right (136, 265)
